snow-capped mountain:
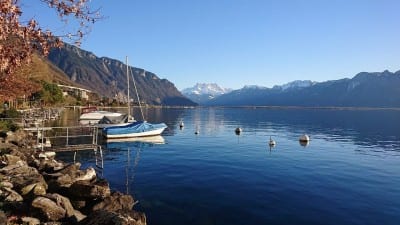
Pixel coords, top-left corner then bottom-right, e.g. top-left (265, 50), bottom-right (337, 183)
top-left (273, 80), bottom-right (316, 91)
top-left (182, 83), bottom-right (231, 95)
top-left (206, 70), bottom-right (400, 107)
top-left (181, 83), bottom-right (232, 104)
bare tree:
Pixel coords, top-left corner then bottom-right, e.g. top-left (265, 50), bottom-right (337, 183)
top-left (0, 0), bottom-right (102, 101)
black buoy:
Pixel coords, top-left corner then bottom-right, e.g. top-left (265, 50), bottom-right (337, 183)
top-left (235, 127), bottom-right (242, 135)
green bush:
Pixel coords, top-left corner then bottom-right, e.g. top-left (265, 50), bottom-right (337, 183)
top-left (0, 120), bottom-right (19, 132)
top-left (0, 109), bottom-right (20, 118)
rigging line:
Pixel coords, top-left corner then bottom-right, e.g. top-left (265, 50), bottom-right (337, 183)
top-left (129, 66), bottom-right (145, 121)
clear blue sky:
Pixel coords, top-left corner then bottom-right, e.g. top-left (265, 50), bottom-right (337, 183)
top-left (22, 0), bottom-right (400, 90)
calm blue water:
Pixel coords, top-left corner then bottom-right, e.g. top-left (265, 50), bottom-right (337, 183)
top-left (58, 108), bottom-right (400, 225)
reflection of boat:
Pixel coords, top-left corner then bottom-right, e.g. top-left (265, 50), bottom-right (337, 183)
top-left (103, 121), bottom-right (167, 138)
top-left (79, 106), bottom-right (123, 125)
top-left (105, 135), bottom-right (165, 149)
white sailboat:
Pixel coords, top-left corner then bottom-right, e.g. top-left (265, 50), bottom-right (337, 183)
top-left (103, 57), bottom-right (167, 138)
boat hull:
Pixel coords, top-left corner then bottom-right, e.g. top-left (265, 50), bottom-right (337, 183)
top-left (103, 121), bottom-right (167, 139)
top-left (79, 111), bottom-right (123, 123)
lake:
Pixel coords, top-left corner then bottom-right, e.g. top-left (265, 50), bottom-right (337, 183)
top-left (57, 107), bottom-right (400, 225)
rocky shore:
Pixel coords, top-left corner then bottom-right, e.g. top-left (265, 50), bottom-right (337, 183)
top-left (0, 130), bottom-right (146, 225)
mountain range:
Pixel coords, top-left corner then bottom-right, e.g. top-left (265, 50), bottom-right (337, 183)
top-left (47, 44), bottom-right (197, 106)
top-left (203, 70), bottom-right (400, 107)
top-left (39, 43), bottom-right (400, 108)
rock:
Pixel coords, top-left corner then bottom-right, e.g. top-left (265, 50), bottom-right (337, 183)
top-left (0, 142), bottom-right (15, 154)
top-left (0, 160), bottom-right (27, 172)
top-left (31, 196), bottom-right (66, 221)
top-left (55, 174), bottom-right (73, 188)
top-left (5, 130), bottom-right (29, 147)
top-left (21, 216), bottom-right (41, 225)
top-left (0, 181), bottom-right (13, 188)
top-left (72, 209), bottom-right (87, 222)
top-left (38, 151), bottom-right (56, 161)
top-left (58, 163), bottom-right (81, 175)
top-left (0, 154), bottom-right (22, 166)
top-left (38, 159), bottom-right (65, 174)
top-left (69, 179), bottom-right (111, 200)
top-left (0, 211), bottom-right (6, 225)
top-left (75, 167), bottom-right (96, 182)
top-left (6, 165), bottom-right (48, 195)
top-left (46, 193), bottom-right (76, 218)
top-left (45, 164), bottom-right (93, 189)
top-left (21, 182), bottom-right (47, 197)
top-left (48, 167), bottom-right (96, 188)
top-left (70, 200), bottom-right (86, 210)
top-left (33, 182), bottom-right (47, 196)
top-left (78, 210), bottom-right (147, 225)
top-left (21, 183), bottom-right (37, 195)
top-left (92, 191), bottom-right (135, 212)
top-left (3, 187), bottom-right (23, 202)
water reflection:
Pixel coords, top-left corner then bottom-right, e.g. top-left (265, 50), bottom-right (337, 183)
top-left (56, 107), bottom-right (400, 154)
top-left (175, 108), bottom-right (400, 152)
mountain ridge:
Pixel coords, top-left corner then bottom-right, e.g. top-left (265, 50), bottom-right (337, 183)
top-left (47, 44), bottom-right (197, 106)
top-left (204, 70), bottom-right (400, 107)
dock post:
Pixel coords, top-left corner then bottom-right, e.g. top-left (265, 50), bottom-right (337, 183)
top-left (66, 127), bottom-right (69, 146)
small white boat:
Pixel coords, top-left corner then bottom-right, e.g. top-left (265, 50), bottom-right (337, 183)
top-left (79, 106), bottom-right (123, 125)
top-left (103, 121), bottom-right (167, 138)
top-left (96, 114), bottom-right (135, 129)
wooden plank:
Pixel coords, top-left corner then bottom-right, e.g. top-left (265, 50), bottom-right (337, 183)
top-left (49, 144), bottom-right (99, 152)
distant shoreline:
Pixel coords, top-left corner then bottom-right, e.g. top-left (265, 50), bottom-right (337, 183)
top-left (63, 105), bottom-right (400, 111)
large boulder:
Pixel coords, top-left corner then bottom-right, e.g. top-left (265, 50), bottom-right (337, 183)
top-left (0, 142), bottom-right (15, 154)
top-left (46, 166), bottom-right (96, 193)
top-left (46, 193), bottom-right (76, 218)
top-left (92, 191), bottom-right (136, 212)
top-left (5, 165), bottom-right (47, 195)
top-left (31, 196), bottom-right (66, 221)
top-left (69, 179), bottom-right (111, 200)
top-left (0, 154), bottom-right (23, 166)
top-left (5, 130), bottom-right (30, 147)
top-left (20, 182), bottom-right (47, 198)
top-left (1, 187), bottom-right (23, 202)
top-left (78, 210), bottom-right (147, 225)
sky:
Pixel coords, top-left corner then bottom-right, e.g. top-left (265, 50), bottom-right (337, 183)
top-left (21, 0), bottom-right (400, 90)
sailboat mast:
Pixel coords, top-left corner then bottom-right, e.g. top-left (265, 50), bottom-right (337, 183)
top-left (126, 56), bottom-right (130, 120)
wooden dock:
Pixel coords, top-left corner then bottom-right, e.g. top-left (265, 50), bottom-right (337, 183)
top-left (49, 144), bottom-right (99, 152)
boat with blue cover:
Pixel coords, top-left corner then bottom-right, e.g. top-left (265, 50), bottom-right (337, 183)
top-left (103, 121), bottom-right (167, 138)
